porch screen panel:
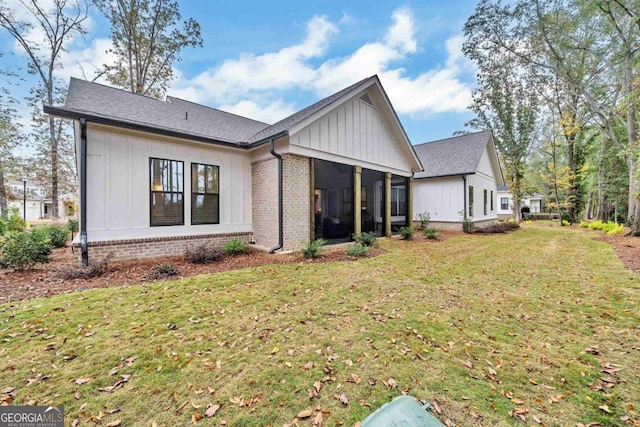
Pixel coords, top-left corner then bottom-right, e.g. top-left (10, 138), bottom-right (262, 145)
top-left (150, 158), bottom-right (184, 226)
top-left (191, 163), bottom-right (220, 224)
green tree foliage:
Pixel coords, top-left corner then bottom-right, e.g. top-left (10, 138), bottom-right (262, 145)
top-left (95, 0), bottom-right (203, 99)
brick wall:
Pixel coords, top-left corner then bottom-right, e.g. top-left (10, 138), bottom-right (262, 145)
top-left (251, 158), bottom-right (279, 248)
top-left (74, 232), bottom-right (253, 262)
top-left (282, 154), bottom-right (310, 251)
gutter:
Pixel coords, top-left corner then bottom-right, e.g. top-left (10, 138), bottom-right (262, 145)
top-left (79, 118), bottom-right (89, 266)
top-left (269, 138), bottom-right (284, 253)
top-left (462, 175), bottom-right (468, 220)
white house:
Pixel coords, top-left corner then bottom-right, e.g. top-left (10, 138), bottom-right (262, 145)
top-left (45, 76), bottom-right (423, 264)
top-left (5, 180), bottom-right (75, 221)
top-left (412, 131), bottom-right (504, 229)
top-left (496, 185), bottom-right (544, 218)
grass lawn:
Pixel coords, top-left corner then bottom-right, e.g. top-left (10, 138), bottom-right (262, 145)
top-left (1, 226), bottom-right (639, 426)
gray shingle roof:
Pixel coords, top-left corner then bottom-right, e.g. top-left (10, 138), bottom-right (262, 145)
top-left (413, 131), bottom-right (493, 179)
top-left (63, 78), bottom-right (270, 144)
top-left (247, 75), bottom-right (377, 143)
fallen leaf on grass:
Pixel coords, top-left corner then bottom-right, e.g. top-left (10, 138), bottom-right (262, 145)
top-left (205, 404), bottom-right (220, 417)
top-left (191, 412), bottom-right (203, 423)
top-left (75, 378), bottom-right (90, 385)
top-left (599, 405), bottom-right (612, 414)
top-left (432, 401), bottom-right (442, 415)
top-left (105, 420), bottom-right (121, 427)
top-left (334, 393), bottom-right (349, 405)
top-left (312, 411), bottom-right (323, 426)
top-left (463, 361), bottom-right (473, 369)
top-left (297, 408), bottom-right (313, 418)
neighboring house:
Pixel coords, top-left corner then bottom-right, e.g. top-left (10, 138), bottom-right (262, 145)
top-left (412, 131), bottom-right (504, 230)
top-left (5, 180), bottom-right (76, 221)
top-left (45, 76), bottom-right (422, 263)
top-left (496, 185), bottom-right (545, 218)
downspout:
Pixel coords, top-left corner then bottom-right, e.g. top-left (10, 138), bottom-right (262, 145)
top-left (269, 138), bottom-right (283, 253)
top-left (79, 118), bottom-right (89, 266)
top-left (462, 175), bottom-right (467, 220)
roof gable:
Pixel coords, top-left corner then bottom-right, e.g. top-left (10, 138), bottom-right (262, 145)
top-left (414, 131), bottom-right (499, 179)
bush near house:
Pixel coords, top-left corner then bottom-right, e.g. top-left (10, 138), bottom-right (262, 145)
top-left (583, 220), bottom-right (625, 235)
top-left (55, 254), bottom-right (113, 280)
top-left (0, 231), bottom-right (52, 270)
top-left (146, 263), bottom-right (181, 281)
top-left (5, 214), bottom-right (27, 233)
top-left (398, 226), bottom-right (414, 240)
top-left (346, 242), bottom-right (370, 257)
top-left (31, 224), bottom-right (69, 248)
top-left (423, 227), bottom-right (439, 239)
top-left (185, 244), bottom-right (223, 264)
top-left (300, 239), bottom-right (326, 259)
top-left (354, 232), bottom-right (377, 247)
top-left (474, 222), bottom-right (520, 234)
top-left (222, 238), bottom-right (248, 255)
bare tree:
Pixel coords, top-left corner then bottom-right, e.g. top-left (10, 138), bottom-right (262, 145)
top-left (0, 0), bottom-right (90, 218)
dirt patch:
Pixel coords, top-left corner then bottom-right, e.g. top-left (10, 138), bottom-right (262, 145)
top-left (596, 232), bottom-right (640, 275)
top-left (0, 244), bottom-right (385, 303)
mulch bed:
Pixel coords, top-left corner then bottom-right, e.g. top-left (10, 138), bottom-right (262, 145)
top-left (595, 231), bottom-right (640, 275)
top-left (0, 244), bottom-right (385, 304)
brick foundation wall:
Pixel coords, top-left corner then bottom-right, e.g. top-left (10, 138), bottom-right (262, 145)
top-left (74, 232), bottom-right (252, 261)
top-left (251, 158), bottom-right (279, 248)
top-left (282, 154), bottom-right (310, 251)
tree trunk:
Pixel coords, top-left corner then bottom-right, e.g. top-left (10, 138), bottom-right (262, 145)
top-left (597, 136), bottom-right (607, 221)
top-left (49, 115), bottom-right (59, 218)
top-left (585, 191), bottom-right (593, 220)
top-left (0, 161), bottom-right (7, 219)
top-left (566, 134), bottom-right (576, 221)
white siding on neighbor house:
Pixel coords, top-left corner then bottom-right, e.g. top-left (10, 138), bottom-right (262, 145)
top-left (85, 124), bottom-right (252, 242)
top-left (413, 177), bottom-right (464, 222)
top-left (288, 97), bottom-right (413, 176)
top-left (467, 172), bottom-right (498, 222)
top-left (497, 191), bottom-right (513, 215)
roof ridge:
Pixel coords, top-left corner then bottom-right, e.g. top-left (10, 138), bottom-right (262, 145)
top-left (166, 96), bottom-right (270, 127)
top-left (68, 77), bottom-right (171, 104)
top-left (413, 129), bottom-right (491, 147)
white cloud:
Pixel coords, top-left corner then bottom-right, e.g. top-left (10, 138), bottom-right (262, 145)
top-left (171, 7), bottom-right (473, 123)
top-left (58, 37), bottom-right (117, 83)
top-left (217, 99), bottom-right (297, 124)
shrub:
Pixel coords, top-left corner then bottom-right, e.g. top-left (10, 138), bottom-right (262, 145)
top-left (561, 212), bottom-right (572, 224)
top-left (423, 227), bottom-right (438, 239)
top-left (185, 243), bottom-right (223, 264)
top-left (222, 238), bottom-right (248, 255)
top-left (346, 242), bottom-right (370, 257)
top-left (0, 231), bottom-right (52, 270)
top-left (602, 221), bottom-right (624, 235)
top-left (507, 218), bottom-right (516, 224)
top-left (354, 232), bottom-right (377, 247)
top-left (0, 219), bottom-right (6, 236)
top-left (6, 214), bottom-right (27, 233)
top-left (398, 226), bottom-right (414, 240)
top-left (300, 239), bottom-right (326, 259)
top-left (147, 263), bottom-right (181, 281)
top-left (462, 218), bottom-right (475, 234)
top-left (579, 221), bottom-right (589, 228)
top-left (66, 219), bottom-right (79, 233)
top-left (56, 254), bottom-right (113, 280)
top-left (588, 220), bottom-right (605, 230)
top-left (32, 224), bottom-right (69, 248)
top-left (561, 219), bottom-right (570, 227)
top-left (416, 212), bottom-right (431, 230)
top-left (525, 220), bottom-right (533, 225)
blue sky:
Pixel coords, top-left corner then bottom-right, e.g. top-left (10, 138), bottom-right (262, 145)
top-left (1, 0), bottom-right (480, 145)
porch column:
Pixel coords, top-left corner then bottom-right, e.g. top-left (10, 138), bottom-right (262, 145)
top-left (385, 172), bottom-right (392, 237)
top-left (309, 159), bottom-right (315, 241)
top-left (408, 176), bottom-right (414, 228)
top-left (354, 166), bottom-right (362, 235)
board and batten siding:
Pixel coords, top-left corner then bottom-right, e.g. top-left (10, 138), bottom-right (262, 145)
top-left (413, 177), bottom-right (464, 222)
top-left (288, 96), bottom-right (413, 175)
top-left (467, 146), bottom-right (499, 221)
top-left (85, 124), bottom-right (252, 242)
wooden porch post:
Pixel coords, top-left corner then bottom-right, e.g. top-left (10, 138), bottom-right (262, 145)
top-left (309, 159), bottom-right (315, 241)
top-left (385, 172), bottom-right (392, 237)
top-left (354, 166), bottom-right (362, 236)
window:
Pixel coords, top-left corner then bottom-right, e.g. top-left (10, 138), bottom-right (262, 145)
top-left (490, 191), bottom-right (494, 211)
top-left (468, 185), bottom-right (474, 217)
top-left (484, 189), bottom-right (488, 215)
top-left (191, 163), bottom-right (220, 224)
top-left (391, 184), bottom-right (406, 217)
top-left (501, 197), bottom-right (509, 211)
top-left (150, 158), bottom-right (184, 226)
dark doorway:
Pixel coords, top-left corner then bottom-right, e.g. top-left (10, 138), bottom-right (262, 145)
top-left (313, 159), bottom-right (354, 243)
top-left (361, 168), bottom-right (385, 237)
top-left (391, 174), bottom-right (409, 232)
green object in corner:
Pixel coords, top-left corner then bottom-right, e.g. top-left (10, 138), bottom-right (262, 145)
top-left (361, 395), bottom-right (446, 427)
